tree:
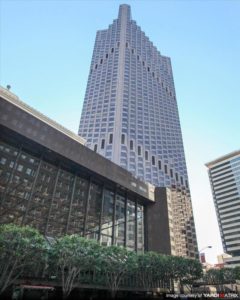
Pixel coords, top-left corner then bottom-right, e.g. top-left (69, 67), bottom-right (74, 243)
top-left (0, 223), bottom-right (47, 294)
top-left (233, 266), bottom-right (240, 281)
top-left (178, 258), bottom-right (203, 292)
top-left (204, 269), bottom-right (225, 291)
top-left (96, 245), bottom-right (136, 299)
top-left (161, 255), bottom-right (180, 293)
top-left (136, 252), bottom-right (166, 291)
top-left (50, 235), bottom-right (100, 299)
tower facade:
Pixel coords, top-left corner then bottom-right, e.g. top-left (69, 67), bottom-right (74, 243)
top-left (78, 5), bottom-right (198, 258)
top-left (79, 4), bottom-right (188, 189)
top-left (206, 151), bottom-right (240, 267)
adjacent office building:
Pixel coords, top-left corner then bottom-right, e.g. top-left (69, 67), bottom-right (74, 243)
top-left (78, 4), bottom-right (198, 257)
top-left (206, 151), bottom-right (240, 267)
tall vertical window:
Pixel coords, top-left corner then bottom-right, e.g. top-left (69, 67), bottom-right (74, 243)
top-left (158, 160), bottom-right (161, 170)
top-left (145, 151), bottom-right (148, 160)
top-left (137, 204), bottom-right (144, 252)
top-left (175, 173), bottom-right (179, 181)
top-left (86, 183), bottom-right (102, 240)
top-left (127, 198), bottom-right (136, 250)
top-left (164, 165), bottom-right (168, 174)
top-left (180, 177), bottom-right (183, 185)
top-left (101, 189), bottom-right (114, 246)
top-left (114, 194), bottom-right (126, 247)
top-left (138, 146), bottom-right (141, 156)
top-left (109, 134), bottom-right (113, 144)
top-left (101, 139), bottom-right (105, 149)
top-left (152, 156), bottom-right (155, 165)
top-left (130, 140), bottom-right (134, 150)
top-left (121, 134), bottom-right (125, 144)
top-left (94, 144), bottom-right (98, 152)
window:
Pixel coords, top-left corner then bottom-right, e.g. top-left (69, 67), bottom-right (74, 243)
top-left (101, 139), bottom-right (105, 149)
top-left (121, 134), bottom-right (125, 144)
top-left (158, 160), bottom-right (161, 170)
top-left (170, 169), bottom-right (173, 178)
top-left (106, 54), bottom-right (108, 58)
top-left (164, 165), bottom-right (168, 174)
top-left (175, 173), bottom-right (179, 181)
top-left (130, 140), bottom-right (133, 150)
top-left (180, 177), bottom-right (183, 185)
top-left (145, 151), bottom-right (148, 160)
top-left (109, 134), bottom-right (113, 144)
top-left (95, 64), bottom-right (98, 69)
top-left (94, 144), bottom-right (98, 152)
top-left (138, 146), bottom-right (141, 156)
top-left (152, 156), bottom-right (155, 165)
top-left (100, 59), bottom-right (103, 64)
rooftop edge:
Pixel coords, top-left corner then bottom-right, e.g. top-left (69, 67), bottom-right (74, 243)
top-left (0, 86), bottom-right (86, 146)
top-left (205, 149), bottom-right (240, 168)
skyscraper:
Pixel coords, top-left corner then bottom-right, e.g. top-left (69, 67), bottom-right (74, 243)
top-left (79, 4), bottom-right (198, 258)
top-left (206, 150), bottom-right (240, 267)
top-left (79, 4), bottom-right (188, 189)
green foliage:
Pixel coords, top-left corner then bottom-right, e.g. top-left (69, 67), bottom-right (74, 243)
top-left (136, 251), bottom-right (166, 290)
top-left (177, 257), bottom-right (203, 292)
top-left (0, 223), bottom-right (208, 297)
top-left (96, 245), bottom-right (136, 298)
top-left (233, 266), bottom-right (240, 280)
top-left (204, 268), bottom-right (237, 286)
top-left (50, 235), bottom-right (100, 299)
top-left (0, 223), bottom-right (47, 294)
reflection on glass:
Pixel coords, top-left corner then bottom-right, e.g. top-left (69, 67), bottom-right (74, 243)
top-left (127, 198), bottom-right (136, 250)
top-left (137, 204), bottom-right (144, 252)
top-left (100, 189), bottom-right (114, 244)
top-left (114, 193), bottom-right (125, 246)
top-left (68, 176), bottom-right (88, 235)
top-left (86, 183), bottom-right (102, 240)
top-left (48, 169), bottom-right (75, 236)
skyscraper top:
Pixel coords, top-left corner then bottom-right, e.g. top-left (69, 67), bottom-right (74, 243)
top-left (118, 4), bottom-right (132, 21)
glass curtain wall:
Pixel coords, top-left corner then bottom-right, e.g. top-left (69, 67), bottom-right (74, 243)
top-left (0, 140), bottom-right (145, 250)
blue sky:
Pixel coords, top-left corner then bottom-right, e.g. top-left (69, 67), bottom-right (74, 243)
top-left (1, 0), bottom-right (240, 263)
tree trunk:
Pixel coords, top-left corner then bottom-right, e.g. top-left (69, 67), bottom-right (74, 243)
top-left (110, 289), bottom-right (117, 299)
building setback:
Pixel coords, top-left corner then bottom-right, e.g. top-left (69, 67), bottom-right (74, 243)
top-left (0, 86), bottom-right (198, 258)
top-left (206, 151), bottom-right (240, 267)
top-left (78, 4), bottom-right (198, 258)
